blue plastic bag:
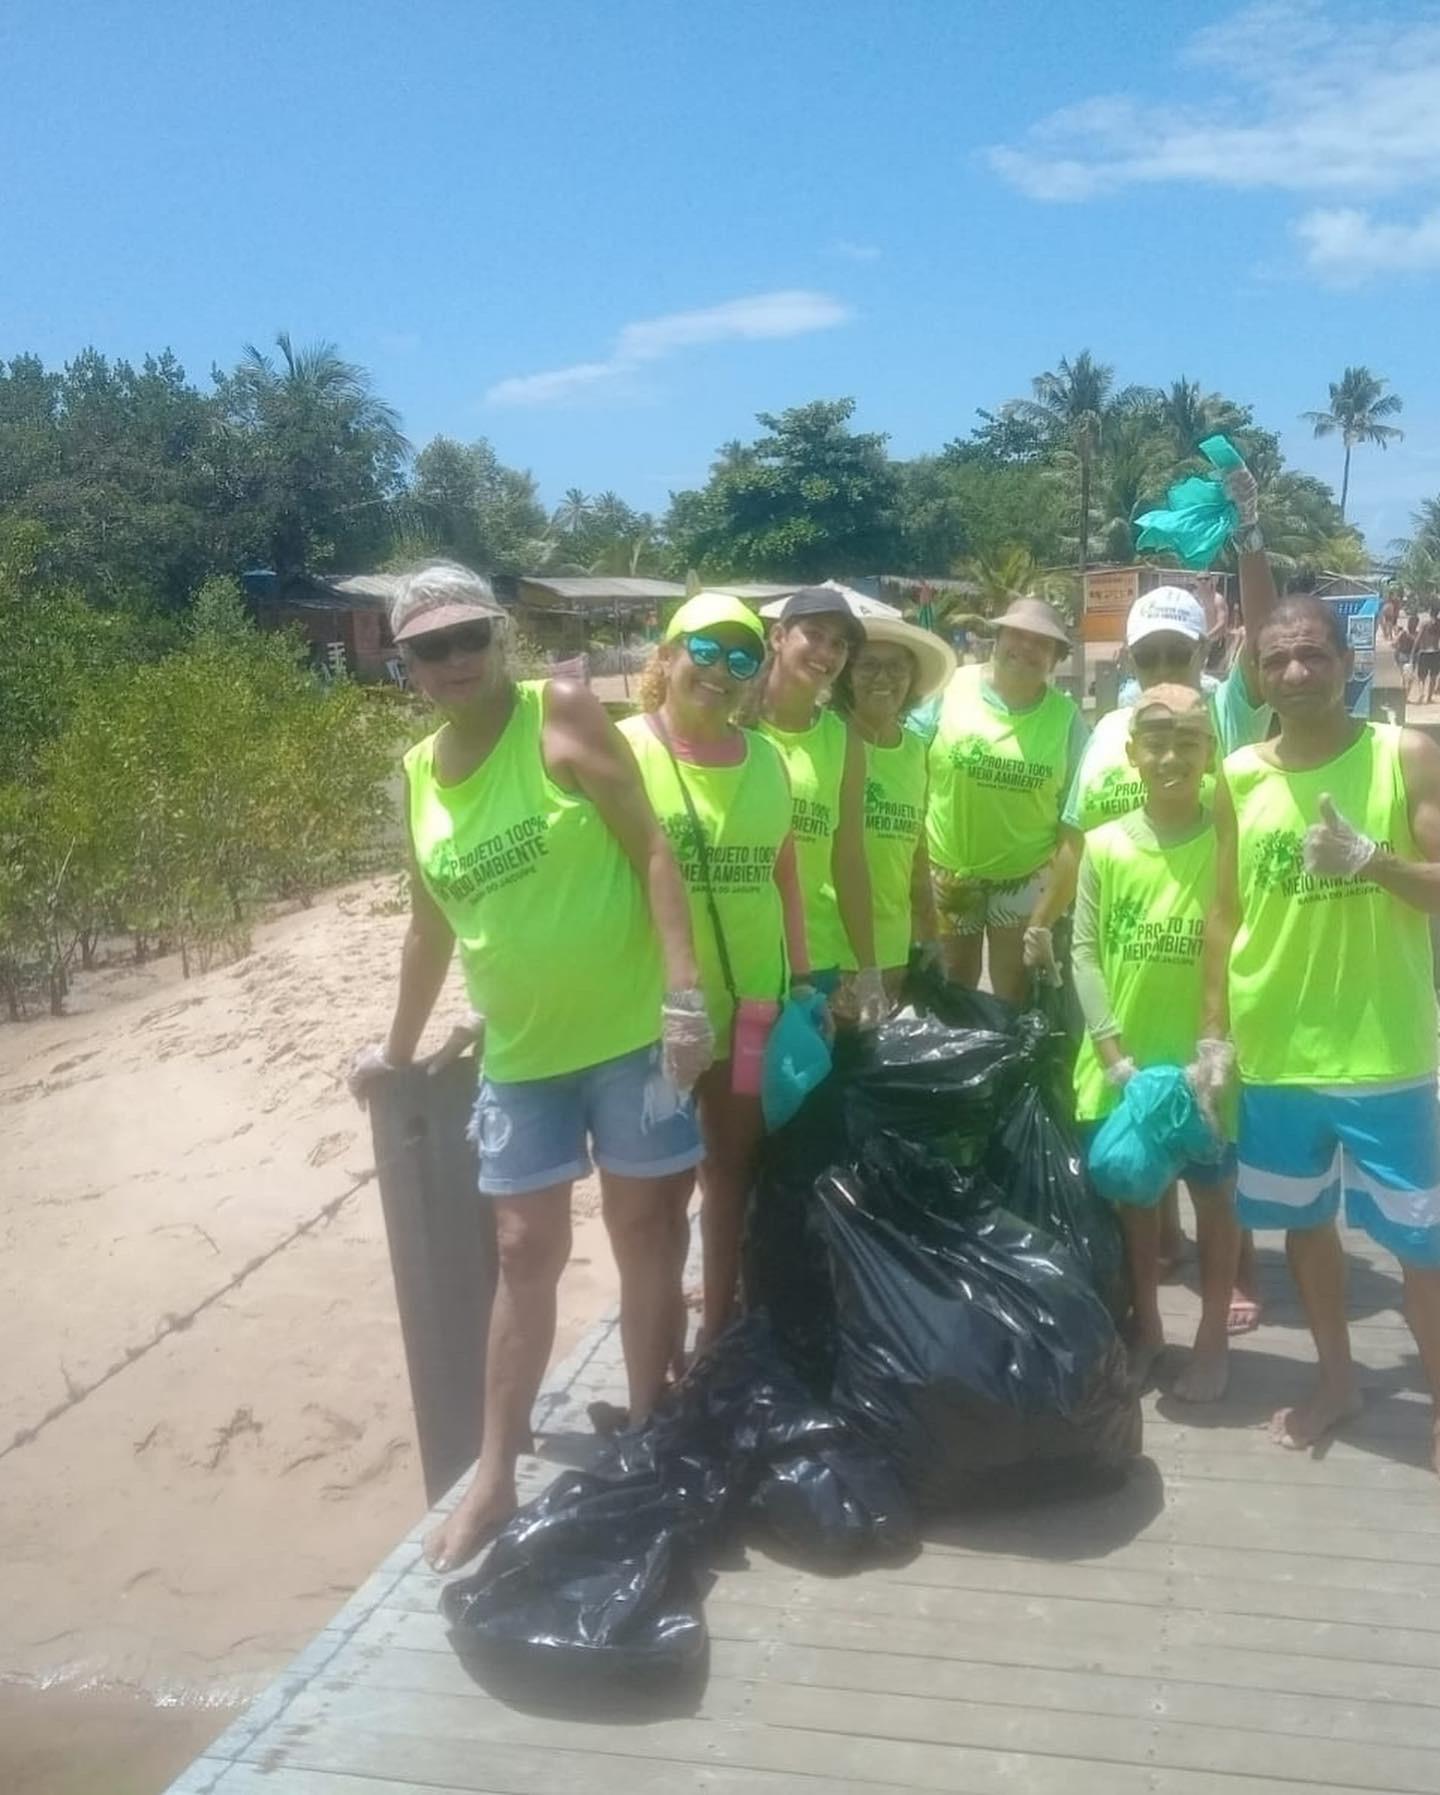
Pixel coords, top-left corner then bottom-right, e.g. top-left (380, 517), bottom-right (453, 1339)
top-left (1133, 434), bottom-right (1243, 570)
top-left (762, 989), bottom-right (833, 1130)
top-left (1087, 1065), bottom-right (1219, 1207)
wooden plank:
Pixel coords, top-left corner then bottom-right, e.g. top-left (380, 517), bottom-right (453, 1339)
top-left (236, 1690), bottom-right (1400, 1795)
top-left (352, 1600), bottom-right (1440, 1709)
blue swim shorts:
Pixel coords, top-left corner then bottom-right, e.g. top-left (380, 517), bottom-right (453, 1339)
top-left (470, 1043), bottom-right (702, 1197)
top-left (1236, 1080), bottom-right (1440, 1267)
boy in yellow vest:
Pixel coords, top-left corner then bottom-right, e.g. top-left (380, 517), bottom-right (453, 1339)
top-left (1073, 686), bottom-right (1240, 1399)
top-left (1204, 596), bottom-right (1440, 1470)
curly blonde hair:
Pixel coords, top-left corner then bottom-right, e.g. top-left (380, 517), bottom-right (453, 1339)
top-left (635, 644), bottom-right (674, 714)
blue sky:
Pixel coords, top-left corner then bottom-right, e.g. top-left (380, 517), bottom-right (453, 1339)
top-left (3, 0), bottom-right (1439, 551)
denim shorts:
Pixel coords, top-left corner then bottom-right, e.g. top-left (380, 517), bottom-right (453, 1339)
top-left (469, 1043), bottom-right (702, 1197)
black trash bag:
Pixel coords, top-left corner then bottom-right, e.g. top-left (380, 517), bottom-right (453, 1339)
top-left (818, 1135), bottom-right (1139, 1509)
top-left (984, 1084), bottom-right (1129, 1322)
top-left (443, 1316), bottom-right (898, 1675)
top-left (441, 1461), bottom-right (714, 1675)
top-left (750, 1442), bottom-right (917, 1570)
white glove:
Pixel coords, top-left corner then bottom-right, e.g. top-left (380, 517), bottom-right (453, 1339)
top-left (1187, 1037), bottom-right (1235, 1129)
top-left (1104, 1056), bottom-right (1137, 1090)
top-left (661, 987), bottom-right (714, 1095)
top-left (852, 966), bottom-right (890, 1030)
top-left (425, 1010), bottom-right (485, 1075)
top-left (1221, 464), bottom-right (1259, 530)
top-left (348, 1041), bottom-right (393, 1105)
top-left (1023, 924), bottom-right (1062, 988)
top-left (1303, 794), bottom-right (1377, 879)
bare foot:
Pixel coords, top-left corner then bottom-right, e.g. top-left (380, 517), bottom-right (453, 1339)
top-left (1270, 1384), bottom-right (1363, 1451)
top-left (1174, 1338), bottom-right (1229, 1403)
top-left (424, 1471), bottom-right (516, 1574)
top-left (1227, 1291), bottom-right (1261, 1335)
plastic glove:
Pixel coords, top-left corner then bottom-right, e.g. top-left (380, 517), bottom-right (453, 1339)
top-left (913, 938), bottom-right (943, 977)
top-left (1220, 464), bottom-right (1259, 530)
top-left (1187, 1037), bottom-right (1235, 1129)
top-left (347, 1041), bottom-right (393, 1105)
top-left (425, 1009), bottom-right (485, 1075)
top-left (1303, 794), bottom-right (1377, 878)
top-left (661, 987), bottom-right (714, 1095)
top-left (1023, 924), bottom-right (1062, 988)
top-left (852, 966), bottom-right (890, 1030)
top-left (1103, 1055), bottom-right (1137, 1090)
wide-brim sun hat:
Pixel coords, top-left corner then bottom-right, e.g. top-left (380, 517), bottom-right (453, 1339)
top-left (994, 595), bottom-right (1072, 650)
top-left (856, 612), bottom-right (957, 701)
top-left (664, 591), bottom-right (766, 649)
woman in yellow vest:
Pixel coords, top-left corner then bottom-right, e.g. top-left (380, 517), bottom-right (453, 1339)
top-left (1072, 687), bottom-right (1240, 1401)
top-left (623, 593), bottom-right (811, 1344)
top-left (923, 596), bottom-right (1089, 1003)
top-left (747, 587), bottom-right (886, 1026)
top-left (831, 611), bottom-right (956, 1001)
top-left (351, 562), bottom-right (712, 1573)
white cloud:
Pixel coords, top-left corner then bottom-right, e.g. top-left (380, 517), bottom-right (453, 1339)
top-left (988, 2), bottom-right (1440, 208)
top-left (1296, 205), bottom-right (1440, 283)
top-left (486, 289), bottom-right (852, 408)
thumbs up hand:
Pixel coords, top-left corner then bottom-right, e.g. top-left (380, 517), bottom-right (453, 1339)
top-left (1302, 793), bottom-right (1377, 878)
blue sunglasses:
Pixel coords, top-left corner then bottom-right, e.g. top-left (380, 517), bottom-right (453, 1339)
top-left (683, 632), bottom-right (763, 682)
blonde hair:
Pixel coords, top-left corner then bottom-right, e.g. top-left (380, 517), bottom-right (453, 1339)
top-left (636, 644), bottom-right (672, 714)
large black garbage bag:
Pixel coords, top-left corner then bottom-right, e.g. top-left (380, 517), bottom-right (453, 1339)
top-left (750, 1442), bottom-right (917, 1570)
top-left (818, 1136), bottom-right (1139, 1509)
top-left (984, 1085), bottom-right (1129, 1322)
top-left (443, 1316), bottom-right (905, 1674)
top-left (441, 1461), bottom-right (713, 1675)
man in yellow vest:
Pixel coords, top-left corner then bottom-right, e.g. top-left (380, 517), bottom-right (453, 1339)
top-left (1203, 595), bottom-right (1440, 1469)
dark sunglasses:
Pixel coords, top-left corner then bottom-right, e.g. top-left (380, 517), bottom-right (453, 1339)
top-left (1133, 639), bottom-right (1195, 671)
top-left (683, 632), bottom-right (763, 682)
top-left (407, 620), bottom-right (495, 662)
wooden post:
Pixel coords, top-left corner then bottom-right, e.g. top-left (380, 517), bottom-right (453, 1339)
top-left (366, 1056), bottom-right (497, 1505)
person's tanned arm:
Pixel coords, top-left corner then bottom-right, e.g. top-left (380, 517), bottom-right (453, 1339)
top-left (1365, 729), bottom-right (1440, 913)
top-left (833, 721), bottom-right (877, 969)
top-left (1201, 775), bottom-right (1240, 1040)
top-left (542, 680), bottom-right (700, 989)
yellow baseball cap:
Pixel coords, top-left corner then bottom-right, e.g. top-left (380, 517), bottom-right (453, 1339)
top-left (664, 592), bottom-right (766, 647)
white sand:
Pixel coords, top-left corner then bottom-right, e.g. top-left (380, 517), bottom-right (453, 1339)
top-left (0, 877), bottom-right (622, 1793)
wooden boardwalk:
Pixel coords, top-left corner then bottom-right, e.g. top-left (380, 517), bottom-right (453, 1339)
top-left (167, 1228), bottom-right (1439, 1795)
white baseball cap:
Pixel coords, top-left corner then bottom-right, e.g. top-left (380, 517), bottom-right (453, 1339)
top-left (1126, 585), bottom-right (1207, 648)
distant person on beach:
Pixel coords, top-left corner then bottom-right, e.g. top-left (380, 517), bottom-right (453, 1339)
top-left (350, 562), bottom-right (713, 1571)
top-left (1415, 606), bottom-right (1440, 704)
top-left (1204, 595), bottom-right (1440, 1471)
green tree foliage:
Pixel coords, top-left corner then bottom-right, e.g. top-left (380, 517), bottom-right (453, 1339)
top-left (666, 399), bottom-right (902, 579)
top-left (0, 577), bottom-right (401, 1015)
top-left (212, 332), bottom-right (409, 580)
top-left (1303, 366), bottom-right (1404, 521)
top-left (412, 435), bottom-right (550, 571)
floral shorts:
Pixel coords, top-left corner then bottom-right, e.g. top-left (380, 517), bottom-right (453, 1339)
top-left (932, 865), bottom-right (1046, 938)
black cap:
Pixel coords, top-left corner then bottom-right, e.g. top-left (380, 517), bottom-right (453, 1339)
top-left (778, 586), bottom-right (864, 647)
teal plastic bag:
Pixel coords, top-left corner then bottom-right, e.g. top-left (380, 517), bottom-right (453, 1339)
top-left (1133, 434), bottom-right (1243, 570)
top-left (1087, 1065), bottom-right (1218, 1208)
top-left (762, 989), bottom-right (833, 1130)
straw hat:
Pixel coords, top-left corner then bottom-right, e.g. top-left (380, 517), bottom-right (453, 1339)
top-left (994, 596), bottom-right (1072, 651)
top-left (855, 611), bottom-right (957, 701)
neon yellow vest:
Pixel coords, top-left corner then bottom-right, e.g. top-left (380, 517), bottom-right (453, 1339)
top-left (405, 681), bottom-right (663, 1082)
top-left (1227, 724), bottom-right (1436, 1085)
top-left (842, 730), bottom-right (927, 970)
top-left (620, 717), bottom-right (790, 1055)
top-left (1070, 705), bottom-right (1222, 832)
top-left (1073, 818), bottom-right (1225, 1125)
top-left (927, 666), bottom-right (1075, 880)
top-left (759, 708), bottom-right (850, 970)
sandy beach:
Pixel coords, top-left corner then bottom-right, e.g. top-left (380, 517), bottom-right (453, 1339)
top-left (0, 876), bottom-right (622, 1795)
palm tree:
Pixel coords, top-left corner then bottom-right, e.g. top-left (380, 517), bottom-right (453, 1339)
top-left (236, 332), bottom-right (406, 454)
top-left (1303, 366), bottom-right (1404, 521)
top-left (1006, 351), bottom-right (1151, 571)
top-left (552, 488), bottom-right (592, 537)
top-left (951, 546), bottom-right (1078, 621)
top-left (1157, 379), bottom-right (1249, 460)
